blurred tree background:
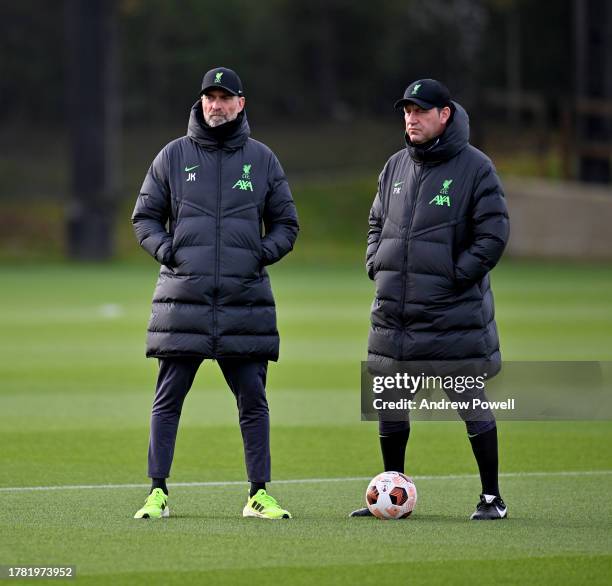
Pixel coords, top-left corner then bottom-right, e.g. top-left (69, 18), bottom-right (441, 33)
top-left (0, 0), bottom-right (576, 124)
top-left (0, 0), bottom-right (609, 260)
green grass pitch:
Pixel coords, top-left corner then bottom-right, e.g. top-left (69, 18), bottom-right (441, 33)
top-left (1, 260), bottom-right (611, 585)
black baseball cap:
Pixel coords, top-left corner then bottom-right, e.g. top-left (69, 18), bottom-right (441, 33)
top-left (394, 78), bottom-right (451, 110)
top-left (200, 67), bottom-right (244, 97)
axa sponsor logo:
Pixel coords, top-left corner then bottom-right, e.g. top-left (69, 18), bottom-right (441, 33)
top-left (232, 163), bottom-right (254, 191)
top-left (429, 179), bottom-right (453, 207)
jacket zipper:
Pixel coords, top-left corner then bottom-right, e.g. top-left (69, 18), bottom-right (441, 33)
top-left (399, 163), bottom-right (423, 357)
top-left (212, 150), bottom-right (222, 357)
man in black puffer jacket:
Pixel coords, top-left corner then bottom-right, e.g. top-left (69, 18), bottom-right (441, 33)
top-left (132, 67), bottom-right (298, 520)
top-left (350, 79), bottom-right (510, 520)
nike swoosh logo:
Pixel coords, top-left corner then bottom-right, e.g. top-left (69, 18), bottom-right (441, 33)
top-left (184, 165), bottom-right (200, 172)
top-left (495, 506), bottom-right (507, 517)
top-left (393, 181), bottom-right (404, 187)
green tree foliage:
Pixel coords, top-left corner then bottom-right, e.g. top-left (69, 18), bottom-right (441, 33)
top-left (1, 0), bottom-right (572, 124)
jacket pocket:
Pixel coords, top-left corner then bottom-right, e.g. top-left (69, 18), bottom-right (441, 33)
top-left (254, 238), bottom-right (265, 269)
top-left (256, 207), bottom-right (268, 268)
top-left (368, 242), bottom-right (383, 279)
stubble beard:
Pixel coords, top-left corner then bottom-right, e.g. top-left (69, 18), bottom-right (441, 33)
top-left (204, 110), bottom-right (239, 128)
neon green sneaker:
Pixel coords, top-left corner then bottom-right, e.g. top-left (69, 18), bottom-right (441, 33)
top-left (243, 489), bottom-right (292, 519)
top-left (133, 488), bottom-right (169, 519)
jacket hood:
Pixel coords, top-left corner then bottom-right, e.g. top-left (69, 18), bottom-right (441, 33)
top-left (405, 101), bottom-right (469, 164)
top-left (187, 101), bottom-right (250, 150)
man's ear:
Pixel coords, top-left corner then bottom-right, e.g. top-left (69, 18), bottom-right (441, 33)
top-left (440, 106), bottom-right (452, 125)
top-left (237, 97), bottom-right (246, 112)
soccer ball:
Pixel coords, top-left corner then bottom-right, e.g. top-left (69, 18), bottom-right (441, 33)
top-left (366, 471), bottom-right (417, 519)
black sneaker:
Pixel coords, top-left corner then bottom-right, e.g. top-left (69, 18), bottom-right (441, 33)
top-left (470, 494), bottom-right (508, 520)
top-left (348, 507), bottom-right (373, 518)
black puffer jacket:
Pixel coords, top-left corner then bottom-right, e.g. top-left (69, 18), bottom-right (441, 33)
top-left (366, 102), bottom-right (509, 371)
top-left (132, 105), bottom-right (298, 361)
